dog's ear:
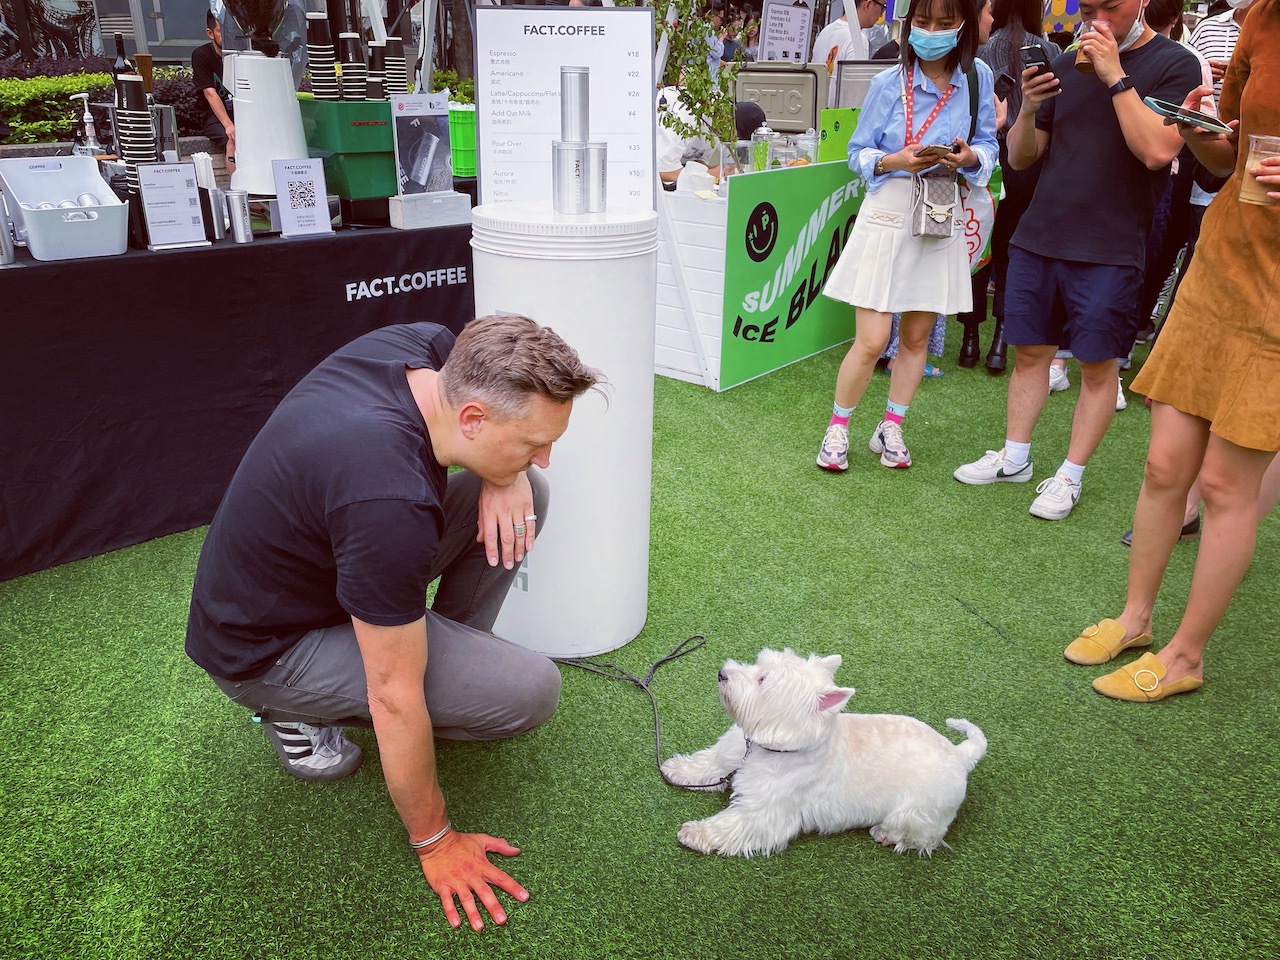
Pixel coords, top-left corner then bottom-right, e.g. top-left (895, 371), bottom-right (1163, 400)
top-left (816, 686), bottom-right (855, 713)
top-left (814, 654), bottom-right (842, 675)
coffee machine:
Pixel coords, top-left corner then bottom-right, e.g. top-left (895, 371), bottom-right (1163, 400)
top-left (224, 0), bottom-right (309, 196)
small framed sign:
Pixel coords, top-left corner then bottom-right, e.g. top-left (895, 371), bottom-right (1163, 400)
top-left (760, 0), bottom-right (814, 64)
top-left (271, 158), bottom-right (333, 239)
top-left (136, 161), bottom-right (210, 251)
top-left (390, 91), bottom-right (454, 195)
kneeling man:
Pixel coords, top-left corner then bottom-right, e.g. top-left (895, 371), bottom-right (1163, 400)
top-left (186, 315), bottom-right (603, 931)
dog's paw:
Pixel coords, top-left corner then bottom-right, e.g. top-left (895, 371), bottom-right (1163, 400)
top-left (677, 820), bottom-right (717, 855)
top-left (661, 755), bottom-right (728, 791)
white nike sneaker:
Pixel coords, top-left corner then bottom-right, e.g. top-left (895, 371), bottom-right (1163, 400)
top-left (1029, 475), bottom-right (1082, 520)
top-left (1116, 379), bottom-right (1127, 411)
top-left (1049, 364), bottom-right (1070, 393)
top-left (953, 449), bottom-right (1034, 485)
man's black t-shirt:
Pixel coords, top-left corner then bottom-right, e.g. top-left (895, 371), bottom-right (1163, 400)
top-left (1011, 33), bottom-right (1202, 268)
top-left (191, 42), bottom-right (229, 128)
top-left (186, 323), bottom-right (454, 680)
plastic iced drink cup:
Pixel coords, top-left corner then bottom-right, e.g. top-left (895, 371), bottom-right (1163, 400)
top-left (1075, 21), bottom-right (1100, 74)
top-left (1239, 134), bottom-right (1280, 206)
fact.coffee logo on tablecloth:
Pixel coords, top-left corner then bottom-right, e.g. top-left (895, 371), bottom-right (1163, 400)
top-left (745, 202), bottom-right (778, 263)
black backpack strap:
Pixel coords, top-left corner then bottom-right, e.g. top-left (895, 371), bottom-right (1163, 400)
top-left (967, 64), bottom-right (979, 143)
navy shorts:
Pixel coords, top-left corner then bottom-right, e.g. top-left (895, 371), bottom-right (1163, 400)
top-left (1002, 247), bottom-right (1142, 363)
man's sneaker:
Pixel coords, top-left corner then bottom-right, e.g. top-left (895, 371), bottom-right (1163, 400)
top-left (1048, 364), bottom-right (1070, 393)
top-left (816, 422), bottom-right (849, 471)
top-left (868, 420), bottom-right (912, 468)
top-left (1030, 475), bottom-right (1082, 521)
top-left (1116, 379), bottom-right (1128, 411)
top-left (262, 721), bottom-right (364, 781)
top-left (953, 449), bottom-right (1034, 485)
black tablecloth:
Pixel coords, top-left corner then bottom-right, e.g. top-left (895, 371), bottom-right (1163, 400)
top-left (1, 224), bottom-right (475, 581)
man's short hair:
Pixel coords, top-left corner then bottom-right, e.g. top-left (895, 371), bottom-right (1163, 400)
top-left (440, 314), bottom-right (605, 418)
top-left (207, 10), bottom-right (217, 31)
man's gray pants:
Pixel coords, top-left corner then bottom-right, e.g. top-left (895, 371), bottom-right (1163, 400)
top-left (210, 468), bottom-right (560, 741)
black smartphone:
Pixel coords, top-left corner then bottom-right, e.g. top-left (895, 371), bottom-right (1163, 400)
top-left (1020, 45), bottom-right (1052, 80)
top-left (994, 71), bottom-right (1018, 103)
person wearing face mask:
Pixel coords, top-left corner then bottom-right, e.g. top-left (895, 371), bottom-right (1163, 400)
top-left (814, 0), bottom-right (998, 474)
top-left (952, 0), bottom-right (1202, 522)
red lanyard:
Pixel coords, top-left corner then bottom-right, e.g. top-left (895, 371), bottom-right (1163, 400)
top-left (903, 72), bottom-right (955, 146)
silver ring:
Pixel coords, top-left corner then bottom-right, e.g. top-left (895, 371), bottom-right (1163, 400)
top-left (514, 525), bottom-right (527, 535)
top-left (524, 514), bottom-right (538, 522)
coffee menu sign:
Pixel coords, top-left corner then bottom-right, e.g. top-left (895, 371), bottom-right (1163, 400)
top-left (473, 6), bottom-right (656, 212)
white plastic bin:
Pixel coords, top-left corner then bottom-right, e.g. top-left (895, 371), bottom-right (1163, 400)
top-left (0, 157), bottom-right (127, 261)
top-left (473, 202), bottom-right (659, 657)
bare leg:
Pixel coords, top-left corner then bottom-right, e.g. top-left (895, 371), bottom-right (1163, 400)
top-left (1006, 343), bottom-right (1056, 443)
top-left (1065, 357), bottom-right (1121, 466)
top-left (1184, 477), bottom-right (1202, 526)
top-left (1156, 436), bottom-right (1278, 685)
top-left (1184, 452), bottom-right (1279, 527)
top-left (833, 309), bottom-right (893, 410)
top-left (1258, 455), bottom-right (1280, 523)
top-left (1116, 402), bottom-right (1209, 641)
top-left (887, 311), bottom-right (937, 408)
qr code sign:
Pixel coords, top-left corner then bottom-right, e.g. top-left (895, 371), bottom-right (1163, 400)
top-left (287, 179), bottom-right (316, 209)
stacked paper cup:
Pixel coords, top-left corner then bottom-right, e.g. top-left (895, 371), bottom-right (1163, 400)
top-left (306, 12), bottom-right (340, 101)
top-left (384, 36), bottom-right (410, 96)
top-left (338, 32), bottom-right (366, 101)
top-left (366, 41), bottom-right (386, 100)
top-left (114, 75), bottom-right (158, 195)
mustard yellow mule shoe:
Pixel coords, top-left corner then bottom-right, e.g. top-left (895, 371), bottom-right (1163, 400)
top-left (1092, 652), bottom-right (1203, 703)
top-left (1064, 618), bottom-right (1154, 665)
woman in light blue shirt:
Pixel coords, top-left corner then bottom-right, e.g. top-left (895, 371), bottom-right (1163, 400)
top-left (815, 0), bottom-right (998, 473)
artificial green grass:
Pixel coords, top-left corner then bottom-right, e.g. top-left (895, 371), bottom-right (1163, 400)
top-left (3, 336), bottom-right (1278, 959)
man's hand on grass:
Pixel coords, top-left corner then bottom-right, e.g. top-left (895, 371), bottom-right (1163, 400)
top-left (417, 830), bottom-right (529, 931)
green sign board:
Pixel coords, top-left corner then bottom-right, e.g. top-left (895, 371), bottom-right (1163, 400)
top-left (720, 161), bottom-right (866, 390)
top-left (818, 108), bottom-right (859, 164)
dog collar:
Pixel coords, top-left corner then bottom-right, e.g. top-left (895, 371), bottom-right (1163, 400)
top-left (745, 738), bottom-right (803, 754)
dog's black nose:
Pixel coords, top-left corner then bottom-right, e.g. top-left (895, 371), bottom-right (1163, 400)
top-left (718, 669), bottom-right (728, 683)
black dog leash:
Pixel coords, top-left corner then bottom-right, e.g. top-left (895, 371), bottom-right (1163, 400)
top-left (552, 635), bottom-right (735, 791)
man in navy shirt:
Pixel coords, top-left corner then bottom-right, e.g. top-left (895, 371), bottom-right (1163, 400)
top-left (187, 316), bottom-right (602, 932)
top-left (954, 0), bottom-right (1201, 520)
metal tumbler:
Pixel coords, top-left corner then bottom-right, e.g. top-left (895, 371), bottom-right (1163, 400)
top-left (225, 189), bottom-right (253, 243)
top-left (560, 67), bottom-right (590, 142)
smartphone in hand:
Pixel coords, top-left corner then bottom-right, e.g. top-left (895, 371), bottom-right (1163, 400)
top-left (914, 143), bottom-right (956, 160)
top-left (1142, 96), bottom-right (1234, 136)
top-left (1020, 45), bottom-right (1056, 85)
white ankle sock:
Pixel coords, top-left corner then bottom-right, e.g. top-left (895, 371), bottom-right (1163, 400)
top-left (1057, 460), bottom-right (1085, 484)
top-left (1004, 440), bottom-right (1030, 467)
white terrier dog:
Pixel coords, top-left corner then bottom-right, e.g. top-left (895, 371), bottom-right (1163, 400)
top-left (661, 648), bottom-right (986, 858)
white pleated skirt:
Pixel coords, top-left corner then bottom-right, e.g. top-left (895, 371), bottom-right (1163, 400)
top-left (821, 176), bottom-right (973, 315)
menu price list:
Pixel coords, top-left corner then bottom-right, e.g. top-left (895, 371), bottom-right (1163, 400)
top-left (475, 8), bottom-right (655, 210)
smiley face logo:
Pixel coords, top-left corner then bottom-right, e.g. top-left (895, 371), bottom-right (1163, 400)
top-left (745, 202), bottom-right (779, 263)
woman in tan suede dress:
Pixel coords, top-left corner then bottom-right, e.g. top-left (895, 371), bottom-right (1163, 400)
top-left (1066, 0), bottom-right (1280, 702)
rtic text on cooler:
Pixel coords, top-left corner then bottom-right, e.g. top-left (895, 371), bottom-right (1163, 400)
top-left (345, 266), bottom-right (468, 301)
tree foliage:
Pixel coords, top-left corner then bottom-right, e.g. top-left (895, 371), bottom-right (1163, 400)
top-left (657, 0), bottom-right (740, 148)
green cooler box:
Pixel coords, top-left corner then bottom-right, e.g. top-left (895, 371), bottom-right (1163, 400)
top-left (298, 95), bottom-right (397, 200)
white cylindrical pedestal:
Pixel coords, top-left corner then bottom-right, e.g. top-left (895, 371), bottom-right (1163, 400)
top-left (472, 202), bottom-right (659, 657)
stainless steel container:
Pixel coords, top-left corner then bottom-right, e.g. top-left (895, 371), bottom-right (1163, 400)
top-left (560, 67), bottom-right (590, 142)
top-left (584, 141), bottom-right (607, 214)
top-left (0, 195), bottom-right (15, 265)
top-left (552, 141), bottom-right (588, 215)
top-left (208, 187), bottom-right (228, 240)
top-left (226, 189), bottom-right (253, 243)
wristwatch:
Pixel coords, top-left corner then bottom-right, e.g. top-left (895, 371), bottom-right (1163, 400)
top-left (1109, 76), bottom-right (1134, 97)
top-left (874, 155), bottom-right (887, 176)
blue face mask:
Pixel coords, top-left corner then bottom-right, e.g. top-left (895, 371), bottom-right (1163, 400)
top-left (908, 25), bottom-right (963, 61)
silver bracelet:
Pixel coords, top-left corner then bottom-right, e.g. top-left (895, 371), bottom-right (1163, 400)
top-left (409, 821), bottom-right (452, 851)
